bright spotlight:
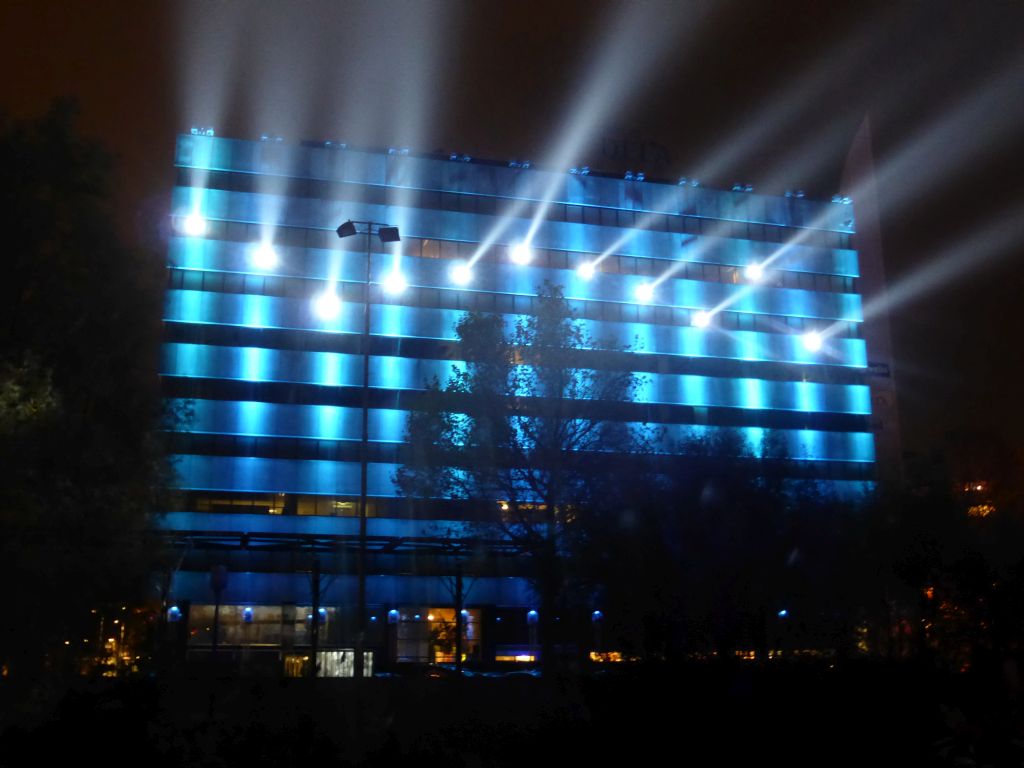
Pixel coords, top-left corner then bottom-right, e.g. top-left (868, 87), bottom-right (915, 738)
top-left (801, 331), bottom-right (823, 352)
top-left (510, 242), bottom-right (533, 265)
top-left (692, 310), bottom-right (712, 328)
top-left (577, 261), bottom-right (596, 280)
top-left (634, 282), bottom-right (655, 303)
top-left (450, 261), bottom-right (473, 286)
top-left (382, 269), bottom-right (407, 295)
top-left (183, 212), bottom-right (207, 237)
top-left (252, 242), bottom-right (278, 270)
top-left (744, 262), bottom-right (765, 282)
top-left (313, 290), bottom-right (342, 320)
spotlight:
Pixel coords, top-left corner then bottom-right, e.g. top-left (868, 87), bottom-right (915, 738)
top-left (182, 212), bottom-right (207, 237)
top-left (634, 283), bottom-right (655, 303)
top-left (577, 261), bottom-right (596, 280)
top-left (801, 331), bottom-right (823, 353)
top-left (336, 220), bottom-right (358, 239)
top-left (252, 242), bottom-right (278, 270)
top-left (378, 226), bottom-right (400, 243)
top-left (450, 261), bottom-right (473, 286)
top-left (314, 289), bottom-right (342, 320)
top-left (692, 310), bottom-right (712, 328)
top-left (382, 269), bottom-right (407, 295)
top-left (510, 242), bottom-right (532, 265)
top-left (744, 262), bottom-right (765, 282)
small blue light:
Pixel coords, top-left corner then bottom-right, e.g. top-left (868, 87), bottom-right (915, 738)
top-left (414, 613), bottom-right (421, 620)
top-left (461, 609), bottom-right (470, 618)
top-left (778, 609), bottom-right (788, 618)
top-left (242, 607), bottom-right (254, 623)
top-left (370, 615), bottom-right (378, 623)
top-left (387, 609), bottom-right (400, 624)
top-left (167, 605), bottom-right (181, 623)
top-left (496, 617), bottom-right (502, 623)
top-left (527, 609), bottom-right (538, 625)
top-left (592, 610), bottom-right (604, 622)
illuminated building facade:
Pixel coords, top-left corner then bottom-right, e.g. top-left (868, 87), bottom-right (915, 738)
top-left (159, 133), bottom-right (884, 670)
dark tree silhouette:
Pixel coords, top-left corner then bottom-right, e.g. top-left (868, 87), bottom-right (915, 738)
top-left (396, 282), bottom-right (649, 669)
top-left (0, 102), bottom-right (169, 690)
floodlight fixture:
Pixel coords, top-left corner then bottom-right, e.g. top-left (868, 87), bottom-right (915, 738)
top-left (577, 261), bottom-right (596, 280)
top-left (692, 310), bottom-right (712, 328)
top-left (510, 242), bottom-right (532, 265)
top-left (382, 269), bottom-right (408, 295)
top-left (450, 261), bottom-right (473, 286)
top-left (183, 212), bottom-right (207, 237)
top-left (634, 282), bottom-right (655, 303)
top-left (744, 262), bottom-right (765, 282)
top-left (378, 226), bottom-right (400, 243)
top-left (252, 241), bottom-right (278, 270)
top-left (314, 289), bottom-right (342, 320)
top-left (801, 331), bottom-right (823, 353)
top-left (336, 220), bottom-right (358, 239)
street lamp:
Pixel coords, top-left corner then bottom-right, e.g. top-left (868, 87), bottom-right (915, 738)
top-left (335, 219), bottom-right (401, 679)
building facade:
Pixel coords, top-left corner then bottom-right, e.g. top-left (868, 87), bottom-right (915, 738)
top-left (158, 133), bottom-right (886, 671)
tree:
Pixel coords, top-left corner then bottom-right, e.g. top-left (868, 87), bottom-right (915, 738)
top-left (0, 102), bottom-right (168, 690)
top-left (396, 282), bottom-right (649, 668)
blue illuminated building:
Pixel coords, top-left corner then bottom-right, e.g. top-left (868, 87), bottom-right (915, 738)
top-left (158, 133), bottom-right (887, 671)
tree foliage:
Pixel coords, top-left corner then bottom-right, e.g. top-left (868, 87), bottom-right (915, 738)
top-left (0, 102), bottom-right (168, 682)
top-left (396, 282), bottom-right (648, 664)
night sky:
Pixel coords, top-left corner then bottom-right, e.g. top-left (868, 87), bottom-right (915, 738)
top-left (1, 0), bottom-right (1021, 459)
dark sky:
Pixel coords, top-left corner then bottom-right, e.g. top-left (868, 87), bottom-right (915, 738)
top-left (1, 0), bottom-right (1021, 457)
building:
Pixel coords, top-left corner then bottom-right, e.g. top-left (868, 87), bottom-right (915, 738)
top-left (158, 132), bottom-right (891, 672)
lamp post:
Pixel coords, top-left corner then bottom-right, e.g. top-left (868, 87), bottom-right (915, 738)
top-left (335, 219), bottom-right (400, 679)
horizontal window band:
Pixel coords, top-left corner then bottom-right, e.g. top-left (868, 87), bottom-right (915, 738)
top-left (164, 267), bottom-right (862, 338)
top-left (161, 376), bottom-right (871, 432)
top-left (162, 321), bottom-right (867, 386)
top-left (176, 166), bottom-right (852, 254)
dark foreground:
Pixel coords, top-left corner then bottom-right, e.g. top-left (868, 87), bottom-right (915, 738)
top-left (2, 662), bottom-right (1022, 767)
